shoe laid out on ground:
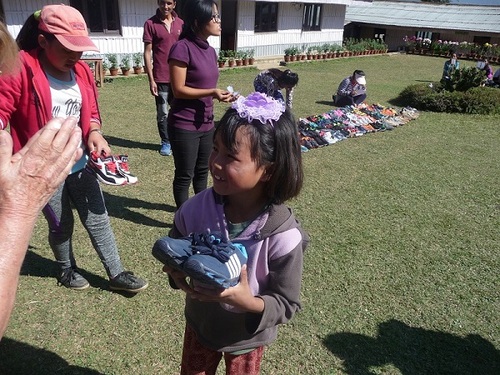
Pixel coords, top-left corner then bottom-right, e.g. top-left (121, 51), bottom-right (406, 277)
top-left (109, 271), bottom-right (149, 293)
top-left (58, 267), bottom-right (90, 290)
top-left (115, 155), bottom-right (138, 184)
top-left (159, 142), bottom-right (172, 156)
top-left (86, 151), bottom-right (139, 186)
top-left (152, 232), bottom-right (248, 289)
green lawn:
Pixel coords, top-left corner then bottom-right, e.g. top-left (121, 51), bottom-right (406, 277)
top-left (1, 54), bottom-right (499, 375)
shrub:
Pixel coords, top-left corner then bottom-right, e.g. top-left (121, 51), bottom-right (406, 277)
top-left (442, 66), bottom-right (486, 92)
top-left (462, 87), bottom-right (500, 115)
top-left (396, 83), bottom-right (500, 115)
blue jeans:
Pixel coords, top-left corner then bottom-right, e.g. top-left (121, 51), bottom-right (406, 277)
top-left (335, 93), bottom-right (367, 107)
top-left (168, 126), bottom-right (215, 208)
top-left (155, 83), bottom-right (171, 144)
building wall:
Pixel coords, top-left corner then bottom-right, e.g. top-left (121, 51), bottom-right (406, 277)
top-left (2, 0), bottom-right (346, 59)
top-left (236, 2), bottom-right (346, 57)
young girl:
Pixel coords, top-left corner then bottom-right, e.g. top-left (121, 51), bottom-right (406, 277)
top-left (168, 0), bottom-right (234, 208)
top-left (253, 68), bottom-right (299, 109)
top-left (163, 91), bottom-right (307, 374)
top-left (0, 5), bottom-right (147, 293)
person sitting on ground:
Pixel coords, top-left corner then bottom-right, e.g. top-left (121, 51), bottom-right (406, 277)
top-left (492, 68), bottom-right (500, 86)
top-left (333, 70), bottom-right (367, 107)
top-left (442, 52), bottom-right (460, 81)
top-left (477, 58), bottom-right (493, 85)
top-left (253, 68), bottom-right (298, 108)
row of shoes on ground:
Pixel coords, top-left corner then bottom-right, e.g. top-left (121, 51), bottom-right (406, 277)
top-left (152, 231), bottom-right (248, 289)
top-left (58, 266), bottom-right (148, 293)
top-left (299, 103), bottom-right (419, 151)
top-left (85, 151), bottom-right (138, 186)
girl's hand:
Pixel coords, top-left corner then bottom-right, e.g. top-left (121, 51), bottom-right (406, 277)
top-left (190, 266), bottom-right (265, 313)
top-left (88, 131), bottom-right (111, 156)
top-left (214, 89), bottom-right (234, 103)
top-left (162, 265), bottom-right (193, 293)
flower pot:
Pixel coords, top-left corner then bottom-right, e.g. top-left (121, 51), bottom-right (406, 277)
top-left (248, 58), bottom-right (255, 65)
top-left (228, 60), bottom-right (235, 67)
top-left (284, 55), bottom-right (291, 62)
top-left (133, 66), bottom-right (143, 74)
top-left (121, 68), bottom-right (130, 76)
top-left (235, 59), bottom-right (242, 66)
top-left (218, 61), bottom-right (226, 68)
top-left (109, 68), bottom-right (119, 77)
top-left (242, 58), bottom-right (249, 66)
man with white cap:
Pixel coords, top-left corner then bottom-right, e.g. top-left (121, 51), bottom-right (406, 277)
top-left (333, 70), bottom-right (367, 107)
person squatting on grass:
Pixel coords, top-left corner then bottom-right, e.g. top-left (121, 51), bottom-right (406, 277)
top-left (0, 22), bottom-right (83, 338)
top-left (333, 69), bottom-right (367, 107)
top-left (168, 0), bottom-right (235, 209)
top-left (162, 91), bottom-right (308, 374)
top-left (143, 0), bottom-right (184, 156)
top-left (0, 4), bottom-right (148, 293)
top-left (253, 68), bottom-right (299, 109)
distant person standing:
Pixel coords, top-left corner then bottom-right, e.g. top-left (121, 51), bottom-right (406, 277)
top-left (143, 0), bottom-right (184, 156)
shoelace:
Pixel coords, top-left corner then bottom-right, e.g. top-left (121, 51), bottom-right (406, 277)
top-left (117, 157), bottom-right (130, 172)
top-left (103, 157), bottom-right (118, 174)
top-left (190, 233), bottom-right (234, 262)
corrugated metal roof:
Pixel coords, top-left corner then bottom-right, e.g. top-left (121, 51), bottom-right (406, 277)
top-left (345, 1), bottom-right (500, 34)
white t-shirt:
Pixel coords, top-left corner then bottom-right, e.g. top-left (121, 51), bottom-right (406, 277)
top-left (47, 70), bottom-right (88, 173)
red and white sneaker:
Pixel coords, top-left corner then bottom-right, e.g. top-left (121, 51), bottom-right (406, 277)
top-left (115, 155), bottom-right (138, 185)
top-left (85, 151), bottom-right (128, 186)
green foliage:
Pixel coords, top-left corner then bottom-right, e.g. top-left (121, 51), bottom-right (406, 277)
top-left (396, 82), bottom-right (500, 114)
top-left (284, 46), bottom-right (300, 56)
top-left (120, 54), bottom-right (131, 70)
top-left (218, 49), bottom-right (227, 63)
top-left (132, 52), bottom-right (143, 68)
top-left (105, 53), bottom-right (118, 69)
top-left (442, 66), bottom-right (486, 92)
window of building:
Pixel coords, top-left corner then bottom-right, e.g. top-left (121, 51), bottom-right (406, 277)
top-left (473, 36), bottom-right (491, 45)
top-left (70, 0), bottom-right (121, 35)
top-left (416, 31), bottom-right (433, 40)
top-left (255, 2), bottom-right (278, 33)
top-left (302, 4), bottom-right (322, 31)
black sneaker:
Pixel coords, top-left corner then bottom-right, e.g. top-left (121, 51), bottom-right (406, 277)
top-left (58, 267), bottom-right (90, 290)
top-left (109, 271), bottom-right (148, 293)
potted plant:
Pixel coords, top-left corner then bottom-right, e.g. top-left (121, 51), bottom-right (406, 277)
top-left (235, 50), bottom-right (243, 66)
top-left (105, 53), bottom-right (119, 76)
top-left (120, 54), bottom-right (131, 76)
top-left (226, 50), bottom-right (236, 67)
top-left (284, 47), bottom-right (293, 62)
top-left (218, 50), bottom-right (227, 68)
top-left (239, 50), bottom-right (249, 66)
top-left (306, 46), bottom-right (315, 60)
top-left (132, 52), bottom-right (143, 74)
top-left (247, 49), bottom-right (255, 65)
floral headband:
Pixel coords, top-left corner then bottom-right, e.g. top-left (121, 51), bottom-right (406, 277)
top-left (231, 92), bottom-right (285, 126)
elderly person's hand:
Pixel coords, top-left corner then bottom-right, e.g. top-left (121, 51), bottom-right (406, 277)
top-left (0, 116), bottom-right (83, 217)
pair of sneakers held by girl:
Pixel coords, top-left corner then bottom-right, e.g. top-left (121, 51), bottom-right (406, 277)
top-left (152, 232), bottom-right (248, 290)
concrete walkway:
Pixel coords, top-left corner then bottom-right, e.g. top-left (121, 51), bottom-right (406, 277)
top-left (253, 55), bottom-right (283, 70)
